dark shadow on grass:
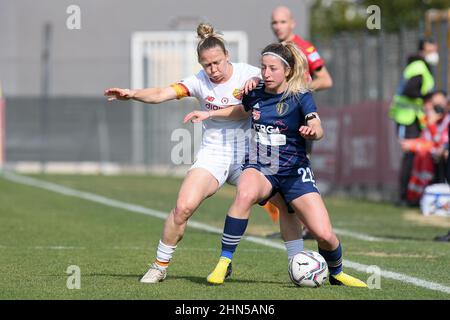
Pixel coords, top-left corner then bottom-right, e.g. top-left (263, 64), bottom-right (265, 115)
top-left (265, 232), bottom-right (282, 239)
top-left (55, 273), bottom-right (287, 285)
top-left (82, 273), bottom-right (142, 280)
top-left (279, 284), bottom-right (316, 289)
top-left (168, 275), bottom-right (285, 286)
top-left (377, 235), bottom-right (429, 241)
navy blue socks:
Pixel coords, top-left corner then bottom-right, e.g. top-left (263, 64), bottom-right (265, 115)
top-left (220, 215), bottom-right (249, 260)
top-left (319, 242), bottom-right (343, 276)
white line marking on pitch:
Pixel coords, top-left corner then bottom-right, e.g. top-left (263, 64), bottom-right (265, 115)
top-left (0, 245), bottom-right (272, 252)
top-left (333, 228), bottom-right (392, 242)
top-left (0, 245), bottom-right (85, 250)
top-left (3, 171), bottom-right (450, 295)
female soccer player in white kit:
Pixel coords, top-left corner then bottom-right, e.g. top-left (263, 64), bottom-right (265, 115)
top-left (105, 23), bottom-right (305, 283)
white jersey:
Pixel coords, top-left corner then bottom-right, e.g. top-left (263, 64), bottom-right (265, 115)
top-left (179, 63), bottom-right (260, 150)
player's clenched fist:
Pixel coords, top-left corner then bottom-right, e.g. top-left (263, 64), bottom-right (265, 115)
top-left (104, 88), bottom-right (137, 101)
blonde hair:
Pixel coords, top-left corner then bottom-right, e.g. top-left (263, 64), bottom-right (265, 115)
top-left (261, 42), bottom-right (311, 101)
top-left (196, 23), bottom-right (227, 59)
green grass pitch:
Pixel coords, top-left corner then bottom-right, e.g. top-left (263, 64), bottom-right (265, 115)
top-left (1, 173), bottom-right (449, 299)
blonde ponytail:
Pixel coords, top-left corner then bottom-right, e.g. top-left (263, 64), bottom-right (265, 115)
top-left (283, 43), bottom-right (311, 100)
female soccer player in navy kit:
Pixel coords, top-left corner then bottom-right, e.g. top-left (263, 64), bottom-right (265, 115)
top-left (184, 42), bottom-right (367, 287)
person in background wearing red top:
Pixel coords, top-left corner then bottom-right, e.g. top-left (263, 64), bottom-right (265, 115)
top-left (261, 6), bottom-right (334, 242)
top-left (434, 92), bottom-right (450, 242)
top-left (271, 6), bottom-right (333, 91)
top-left (400, 90), bottom-right (449, 206)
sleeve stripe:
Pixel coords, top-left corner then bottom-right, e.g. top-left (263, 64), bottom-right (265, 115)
top-left (171, 83), bottom-right (190, 99)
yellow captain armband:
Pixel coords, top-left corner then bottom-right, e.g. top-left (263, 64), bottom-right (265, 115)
top-left (170, 83), bottom-right (190, 100)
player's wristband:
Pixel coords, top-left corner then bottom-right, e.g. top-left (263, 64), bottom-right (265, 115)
top-left (305, 112), bottom-right (320, 122)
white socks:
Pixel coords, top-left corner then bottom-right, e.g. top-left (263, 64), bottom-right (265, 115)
top-left (155, 240), bottom-right (177, 269)
top-left (284, 239), bottom-right (304, 260)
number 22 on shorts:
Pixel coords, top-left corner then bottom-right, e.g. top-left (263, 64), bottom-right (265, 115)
top-left (298, 167), bottom-right (317, 187)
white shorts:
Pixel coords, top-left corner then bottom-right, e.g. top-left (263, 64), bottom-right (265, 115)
top-left (189, 146), bottom-right (243, 187)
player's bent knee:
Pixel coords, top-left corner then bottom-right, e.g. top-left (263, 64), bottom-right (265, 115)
top-left (173, 208), bottom-right (192, 225)
top-left (235, 190), bottom-right (259, 208)
top-left (313, 229), bottom-right (336, 245)
top-left (173, 199), bottom-right (198, 224)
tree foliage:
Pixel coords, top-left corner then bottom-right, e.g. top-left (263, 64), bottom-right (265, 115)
top-left (311, 0), bottom-right (449, 39)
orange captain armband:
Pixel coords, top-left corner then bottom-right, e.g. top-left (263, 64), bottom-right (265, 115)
top-left (170, 83), bottom-right (190, 100)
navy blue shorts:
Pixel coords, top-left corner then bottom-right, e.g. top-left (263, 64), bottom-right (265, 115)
top-left (243, 164), bottom-right (320, 206)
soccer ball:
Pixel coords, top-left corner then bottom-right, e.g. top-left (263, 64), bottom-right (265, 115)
top-left (288, 251), bottom-right (328, 288)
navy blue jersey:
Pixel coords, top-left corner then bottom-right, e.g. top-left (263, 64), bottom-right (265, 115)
top-left (242, 85), bottom-right (317, 176)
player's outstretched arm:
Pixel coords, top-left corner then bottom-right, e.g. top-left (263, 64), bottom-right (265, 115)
top-left (299, 117), bottom-right (324, 140)
top-left (183, 105), bottom-right (249, 123)
top-left (104, 86), bottom-right (177, 104)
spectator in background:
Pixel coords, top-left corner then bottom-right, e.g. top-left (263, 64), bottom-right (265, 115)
top-left (400, 90), bottom-right (449, 205)
top-left (434, 94), bottom-right (450, 243)
top-left (389, 38), bottom-right (439, 206)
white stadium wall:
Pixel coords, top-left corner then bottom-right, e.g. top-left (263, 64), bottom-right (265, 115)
top-left (0, 0), bottom-right (310, 97)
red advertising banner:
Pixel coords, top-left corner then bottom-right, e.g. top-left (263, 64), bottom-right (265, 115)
top-left (312, 101), bottom-right (401, 189)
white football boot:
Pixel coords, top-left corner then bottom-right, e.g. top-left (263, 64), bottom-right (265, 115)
top-left (140, 263), bottom-right (167, 283)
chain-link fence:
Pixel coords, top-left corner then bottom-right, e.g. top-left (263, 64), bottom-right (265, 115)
top-left (312, 28), bottom-right (421, 108)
